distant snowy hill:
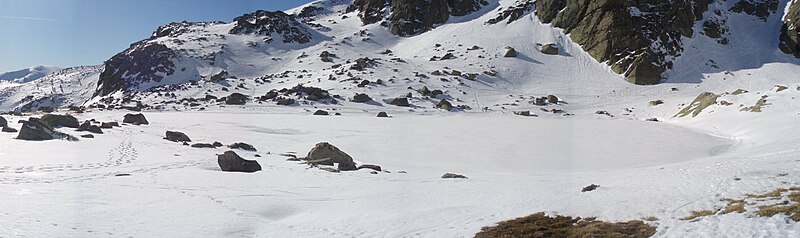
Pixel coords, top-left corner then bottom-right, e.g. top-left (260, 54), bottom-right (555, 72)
top-left (0, 65), bottom-right (63, 83)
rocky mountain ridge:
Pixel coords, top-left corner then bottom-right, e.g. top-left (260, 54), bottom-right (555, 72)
top-left (2, 0), bottom-right (800, 113)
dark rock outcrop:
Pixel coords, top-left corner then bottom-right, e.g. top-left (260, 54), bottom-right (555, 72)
top-left (218, 151), bottom-right (262, 173)
top-left (347, 0), bottom-right (488, 36)
top-left (230, 10), bottom-right (311, 44)
top-left (0, 116), bottom-right (7, 128)
top-left (781, 1), bottom-right (800, 57)
top-left (534, 0), bottom-right (713, 85)
top-left (95, 42), bottom-right (176, 96)
top-left (229, 10), bottom-right (312, 44)
top-left (487, 0), bottom-right (537, 24)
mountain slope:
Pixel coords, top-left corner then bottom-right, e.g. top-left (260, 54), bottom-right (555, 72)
top-left (0, 65), bottom-right (63, 84)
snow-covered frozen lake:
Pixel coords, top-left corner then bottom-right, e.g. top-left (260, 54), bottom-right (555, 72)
top-left (0, 112), bottom-right (741, 237)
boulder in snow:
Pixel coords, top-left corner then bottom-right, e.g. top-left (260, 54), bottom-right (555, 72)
top-left (165, 131), bottom-right (191, 142)
top-left (503, 47), bottom-right (517, 57)
top-left (217, 151), bottom-right (261, 173)
top-left (40, 114), bottom-right (80, 128)
top-left (306, 142), bottom-right (357, 171)
top-left (123, 113), bottom-right (149, 125)
top-left (540, 43), bottom-right (560, 55)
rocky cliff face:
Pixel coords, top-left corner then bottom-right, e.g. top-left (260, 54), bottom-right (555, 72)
top-left (534, 0), bottom-right (713, 85)
top-left (780, 1), bottom-right (800, 57)
top-left (347, 0), bottom-right (488, 36)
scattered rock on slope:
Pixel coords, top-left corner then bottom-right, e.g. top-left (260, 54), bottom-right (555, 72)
top-left (437, 99), bottom-right (453, 111)
top-left (388, 97), bottom-right (410, 107)
top-left (675, 92), bottom-right (719, 117)
top-left (352, 93), bottom-right (373, 103)
top-left (540, 43), bottom-right (559, 55)
top-left (377, 112), bottom-right (389, 118)
top-left (218, 151), bottom-right (262, 173)
top-left (306, 142), bottom-right (357, 171)
top-left (165, 131), bottom-right (192, 142)
top-left (123, 113), bottom-right (149, 125)
top-left (225, 93), bottom-right (248, 105)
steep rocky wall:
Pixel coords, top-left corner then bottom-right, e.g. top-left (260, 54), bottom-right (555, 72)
top-left (535, 0), bottom-right (713, 85)
top-left (780, 0), bottom-right (800, 57)
top-left (347, 0), bottom-right (488, 36)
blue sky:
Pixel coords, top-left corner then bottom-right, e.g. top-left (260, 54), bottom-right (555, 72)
top-left (0, 0), bottom-right (314, 72)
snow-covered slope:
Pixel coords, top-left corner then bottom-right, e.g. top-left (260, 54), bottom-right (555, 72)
top-left (0, 66), bottom-right (101, 112)
top-left (0, 65), bottom-right (62, 83)
top-left (1, 0), bottom-right (800, 237)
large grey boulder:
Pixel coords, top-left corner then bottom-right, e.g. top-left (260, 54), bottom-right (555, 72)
top-left (218, 151), bottom-right (262, 173)
top-left (17, 118), bottom-right (76, 141)
top-left (307, 142), bottom-right (357, 171)
top-left (123, 113), bottom-right (149, 125)
top-left (40, 114), bottom-right (80, 128)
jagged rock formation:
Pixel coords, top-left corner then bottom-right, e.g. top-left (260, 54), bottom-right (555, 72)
top-left (781, 1), bottom-right (800, 57)
top-left (534, 0), bottom-right (713, 85)
top-left (229, 10), bottom-right (313, 44)
top-left (95, 42), bottom-right (176, 96)
top-left (347, 0), bottom-right (488, 36)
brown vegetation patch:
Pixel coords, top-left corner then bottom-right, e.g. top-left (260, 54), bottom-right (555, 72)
top-left (475, 212), bottom-right (656, 238)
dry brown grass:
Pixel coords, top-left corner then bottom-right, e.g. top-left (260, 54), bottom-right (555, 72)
top-left (722, 199), bottom-right (746, 214)
top-left (756, 202), bottom-right (800, 221)
top-left (642, 216), bottom-right (659, 222)
top-left (748, 188), bottom-right (789, 199)
top-left (475, 212), bottom-right (656, 238)
top-left (680, 210), bottom-right (716, 221)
